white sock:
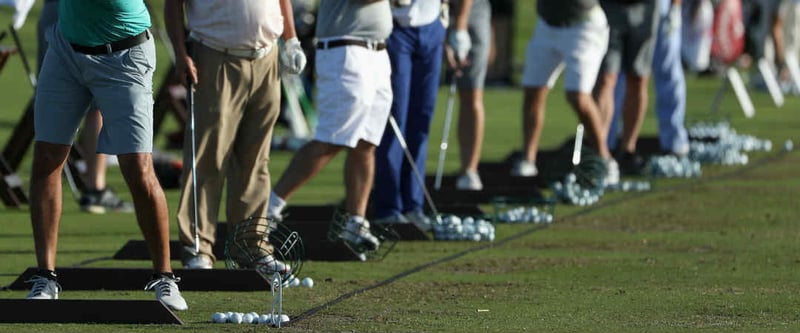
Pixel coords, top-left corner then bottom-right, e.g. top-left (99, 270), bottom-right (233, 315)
top-left (268, 191), bottom-right (286, 217)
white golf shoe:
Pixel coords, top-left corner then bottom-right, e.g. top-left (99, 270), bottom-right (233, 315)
top-left (455, 171), bottom-right (483, 191)
top-left (25, 275), bottom-right (61, 300)
top-left (145, 274), bottom-right (188, 311)
top-left (340, 217), bottom-right (380, 253)
top-left (184, 254), bottom-right (213, 269)
top-left (511, 159), bottom-right (538, 177)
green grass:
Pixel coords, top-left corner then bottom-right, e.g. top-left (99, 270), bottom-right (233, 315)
top-left (1, 1), bottom-right (799, 332)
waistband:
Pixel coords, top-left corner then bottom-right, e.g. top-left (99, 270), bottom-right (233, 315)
top-left (70, 30), bottom-right (149, 55)
top-left (189, 31), bottom-right (273, 60)
top-left (316, 38), bottom-right (386, 51)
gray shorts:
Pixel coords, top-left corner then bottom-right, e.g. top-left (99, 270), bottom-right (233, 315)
top-left (454, 0), bottom-right (491, 89)
top-left (34, 26), bottom-right (156, 154)
top-left (599, 0), bottom-right (658, 76)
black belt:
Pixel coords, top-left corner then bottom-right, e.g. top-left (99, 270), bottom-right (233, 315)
top-left (316, 39), bottom-right (386, 51)
top-left (71, 30), bottom-right (150, 55)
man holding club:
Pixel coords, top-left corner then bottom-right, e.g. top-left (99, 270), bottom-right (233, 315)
top-left (165, 0), bottom-right (305, 269)
top-left (373, 0), bottom-right (472, 228)
top-left (26, 0), bottom-right (187, 310)
top-left (267, 0), bottom-right (394, 255)
top-left (512, 0), bottom-right (619, 186)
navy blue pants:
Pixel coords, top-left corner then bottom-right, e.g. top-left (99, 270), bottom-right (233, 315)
top-left (373, 20), bottom-right (445, 219)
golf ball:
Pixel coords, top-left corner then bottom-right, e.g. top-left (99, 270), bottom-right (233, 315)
top-left (211, 312), bottom-right (227, 323)
top-left (301, 277), bottom-right (314, 288)
top-left (242, 313), bottom-right (256, 324)
top-left (785, 139), bottom-right (794, 151)
top-left (228, 312), bottom-right (243, 324)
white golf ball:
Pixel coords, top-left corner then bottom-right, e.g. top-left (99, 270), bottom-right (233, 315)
top-left (242, 313), bottom-right (256, 324)
top-left (228, 312), bottom-right (243, 324)
top-left (289, 275), bottom-right (301, 287)
top-left (211, 312), bottom-right (227, 323)
top-left (280, 314), bottom-right (290, 323)
top-left (785, 139), bottom-right (794, 151)
top-left (301, 277), bottom-right (314, 288)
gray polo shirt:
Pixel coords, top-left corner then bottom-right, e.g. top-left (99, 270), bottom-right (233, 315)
top-left (316, 0), bottom-right (393, 40)
top-left (537, 0), bottom-right (598, 27)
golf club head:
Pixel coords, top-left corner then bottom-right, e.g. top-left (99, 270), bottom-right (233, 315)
top-left (225, 216), bottom-right (305, 281)
top-left (327, 210), bottom-right (399, 261)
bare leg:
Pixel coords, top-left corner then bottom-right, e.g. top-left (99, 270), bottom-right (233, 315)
top-left (117, 153), bottom-right (172, 273)
top-left (79, 109), bottom-right (106, 190)
top-left (593, 73), bottom-right (620, 136)
top-left (30, 141), bottom-right (72, 271)
top-left (521, 86), bottom-right (549, 162)
top-left (566, 91), bottom-right (612, 160)
top-left (619, 74), bottom-right (650, 153)
top-left (345, 140), bottom-right (376, 217)
top-left (272, 140), bottom-right (343, 201)
top-left (457, 88), bottom-right (484, 174)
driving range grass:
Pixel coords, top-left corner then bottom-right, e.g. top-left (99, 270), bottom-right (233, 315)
top-left (1, 1), bottom-right (799, 332)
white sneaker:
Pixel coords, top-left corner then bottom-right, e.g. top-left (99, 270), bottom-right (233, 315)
top-left (340, 217), bottom-right (380, 253)
top-left (511, 160), bottom-right (538, 177)
top-left (145, 274), bottom-right (188, 311)
top-left (184, 254), bottom-right (213, 269)
top-left (604, 158), bottom-right (620, 186)
top-left (455, 171), bottom-right (483, 191)
top-left (404, 210), bottom-right (433, 232)
top-left (25, 275), bottom-right (61, 300)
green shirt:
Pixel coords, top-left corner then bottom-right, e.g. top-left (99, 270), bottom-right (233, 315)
top-left (59, 0), bottom-right (151, 46)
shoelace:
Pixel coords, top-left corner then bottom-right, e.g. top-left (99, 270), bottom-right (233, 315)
top-left (25, 275), bottom-right (61, 295)
top-left (144, 277), bottom-right (181, 296)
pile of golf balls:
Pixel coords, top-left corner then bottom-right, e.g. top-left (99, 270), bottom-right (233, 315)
top-left (433, 215), bottom-right (495, 242)
top-left (604, 180), bottom-right (652, 192)
top-left (495, 206), bottom-right (553, 224)
top-left (647, 155), bottom-right (702, 178)
top-left (687, 122), bottom-right (773, 165)
top-left (211, 311), bottom-right (289, 325)
top-left (551, 173), bottom-right (604, 206)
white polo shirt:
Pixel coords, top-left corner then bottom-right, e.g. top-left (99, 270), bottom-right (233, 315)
top-left (392, 0), bottom-right (441, 27)
top-left (186, 0), bottom-right (284, 51)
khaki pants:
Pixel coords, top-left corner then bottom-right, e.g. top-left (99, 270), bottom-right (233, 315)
top-left (177, 43), bottom-right (280, 262)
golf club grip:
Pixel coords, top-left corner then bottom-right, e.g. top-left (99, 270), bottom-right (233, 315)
top-left (572, 124), bottom-right (584, 166)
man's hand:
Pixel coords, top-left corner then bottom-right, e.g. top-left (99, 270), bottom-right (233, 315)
top-left (666, 4), bottom-right (681, 34)
top-left (448, 29), bottom-right (471, 63)
top-left (281, 37), bottom-right (307, 75)
top-left (176, 54), bottom-right (198, 86)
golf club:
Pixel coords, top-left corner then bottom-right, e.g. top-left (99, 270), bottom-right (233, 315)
top-left (0, 30), bottom-right (7, 42)
top-left (187, 80), bottom-right (200, 255)
top-left (9, 24), bottom-right (36, 87)
top-left (387, 115), bottom-right (441, 220)
top-left (433, 76), bottom-right (457, 191)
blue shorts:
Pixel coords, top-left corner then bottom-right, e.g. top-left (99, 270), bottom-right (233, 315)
top-left (34, 26), bottom-right (156, 154)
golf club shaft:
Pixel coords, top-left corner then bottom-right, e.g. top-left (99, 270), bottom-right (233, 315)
top-left (9, 24), bottom-right (37, 87)
top-left (434, 79), bottom-right (457, 190)
top-left (388, 115), bottom-right (440, 218)
top-left (188, 81), bottom-right (200, 254)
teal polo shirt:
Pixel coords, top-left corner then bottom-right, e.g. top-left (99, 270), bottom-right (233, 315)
top-left (58, 0), bottom-right (151, 46)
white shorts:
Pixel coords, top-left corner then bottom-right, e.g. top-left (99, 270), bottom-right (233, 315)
top-left (314, 45), bottom-right (393, 148)
top-left (521, 7), bottom-right (609, 92)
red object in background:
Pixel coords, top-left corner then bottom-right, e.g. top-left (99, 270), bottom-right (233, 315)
top-left (711, 0), bottom-right (746, 65)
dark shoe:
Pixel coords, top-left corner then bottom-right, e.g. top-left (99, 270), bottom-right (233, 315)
top-left (617, 151), bottom-right (647, 176)
top-left (79, 188), bottom-right (135, 214)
